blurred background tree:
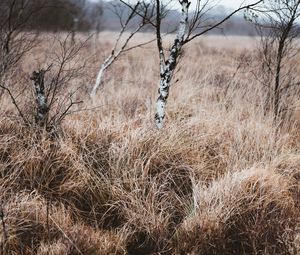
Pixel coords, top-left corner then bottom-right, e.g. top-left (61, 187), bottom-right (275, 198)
top-left (0, 0), bottom-right (104, 32)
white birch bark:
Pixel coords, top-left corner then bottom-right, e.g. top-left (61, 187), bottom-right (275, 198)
top-left (90, 55), bottom-right (114, 98)
top-left (90, 22), bottom-right (144, 98)
top-left (30, 69), bottom-right (48, 126)
top-left (155, 0), bottom-right (190, 129)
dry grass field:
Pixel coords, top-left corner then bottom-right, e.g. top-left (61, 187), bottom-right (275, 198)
top-left (1, 32), bottom-right (300, 254)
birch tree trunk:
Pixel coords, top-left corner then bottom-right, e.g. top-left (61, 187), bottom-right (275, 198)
top-left (90, 55), bottom-right (114, 98)
top-left (155, 0), bottom-right (190, 129)
top-left (90, 1), bottom-right (150, 98)
top-left (90, 27), bottom-right (145, 98)
top-left (30, 69), bottom-right (48, 127)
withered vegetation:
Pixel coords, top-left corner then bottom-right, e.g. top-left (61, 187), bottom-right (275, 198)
top-left (1, 33), bottom-right (300, 254)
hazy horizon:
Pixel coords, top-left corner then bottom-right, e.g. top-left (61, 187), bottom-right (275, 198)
top-left (89, 0), bottom-right (260, 10)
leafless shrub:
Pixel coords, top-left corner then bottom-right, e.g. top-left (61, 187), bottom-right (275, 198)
top-left (28, 34), bottom-right (86, 131)
top-left (0, 0), bottom-right (43, 107)
top-left (1, 32), bottom-right (87, 132)
top-left (91, 0), bottom-right (158, 98)
top-left (247, 0), bottom-right (300, 125)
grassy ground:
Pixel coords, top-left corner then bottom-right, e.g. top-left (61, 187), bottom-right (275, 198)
top-left (1, 33), bottom-right (300, 254)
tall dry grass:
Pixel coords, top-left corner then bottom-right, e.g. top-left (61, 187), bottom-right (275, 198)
top-left (1, 33), bottom-right (300, 254)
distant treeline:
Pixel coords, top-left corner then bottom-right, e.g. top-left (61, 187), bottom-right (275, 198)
top-left (0, 0), bottom-right (257, 36)
top-left (0, 0), bottom-right (103, 32)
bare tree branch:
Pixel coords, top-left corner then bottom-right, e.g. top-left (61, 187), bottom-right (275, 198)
top-left (153, 0), bottom-right (264, 128)
top-left (184, 0), bottom-right (264, 44)
top-left (91, 1), bottom-right (157, 98)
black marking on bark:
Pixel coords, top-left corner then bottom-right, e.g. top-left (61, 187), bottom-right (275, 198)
top-left (158, 94), bottom-right (167, 101)
top-left (155, 112), bottom-right (164, 120)
top-left (155, 0), bottom-right (191, 129)
top-left (169, 59), bottom-right (177, 71)
top-left (30, 69), bottom-right (49, 127)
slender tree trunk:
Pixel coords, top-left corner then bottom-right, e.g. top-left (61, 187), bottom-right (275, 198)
top-left (90, 55), bottom-right (114, 98)
top-left (155, 0), bottom-right (190, 129)
top-left (274, 52), bottom-right (282, 121)
top-left (90, 2), bottom-right (146, 99)
top-left (91, 20), bottom-right (144, 98)
top-left (30, 69), bottom-right (48, 127)
top-left (71, 17), bottom-right (79, 44)
top-left (273, 8), bottom-right (296, 122)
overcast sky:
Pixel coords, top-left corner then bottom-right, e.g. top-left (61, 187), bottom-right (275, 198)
top-left (164, 0), bottom-right (261, 11)
top-left (94, 0), bottom-right (259, 11)
top-left (156, 0), bottom-right (257, 13)
top-left (191, 0), bottom-right (257, 9)
top-left (221, 0), bottom-right (247, 9)
top-left (95, 0), bottom-right (257, 8)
